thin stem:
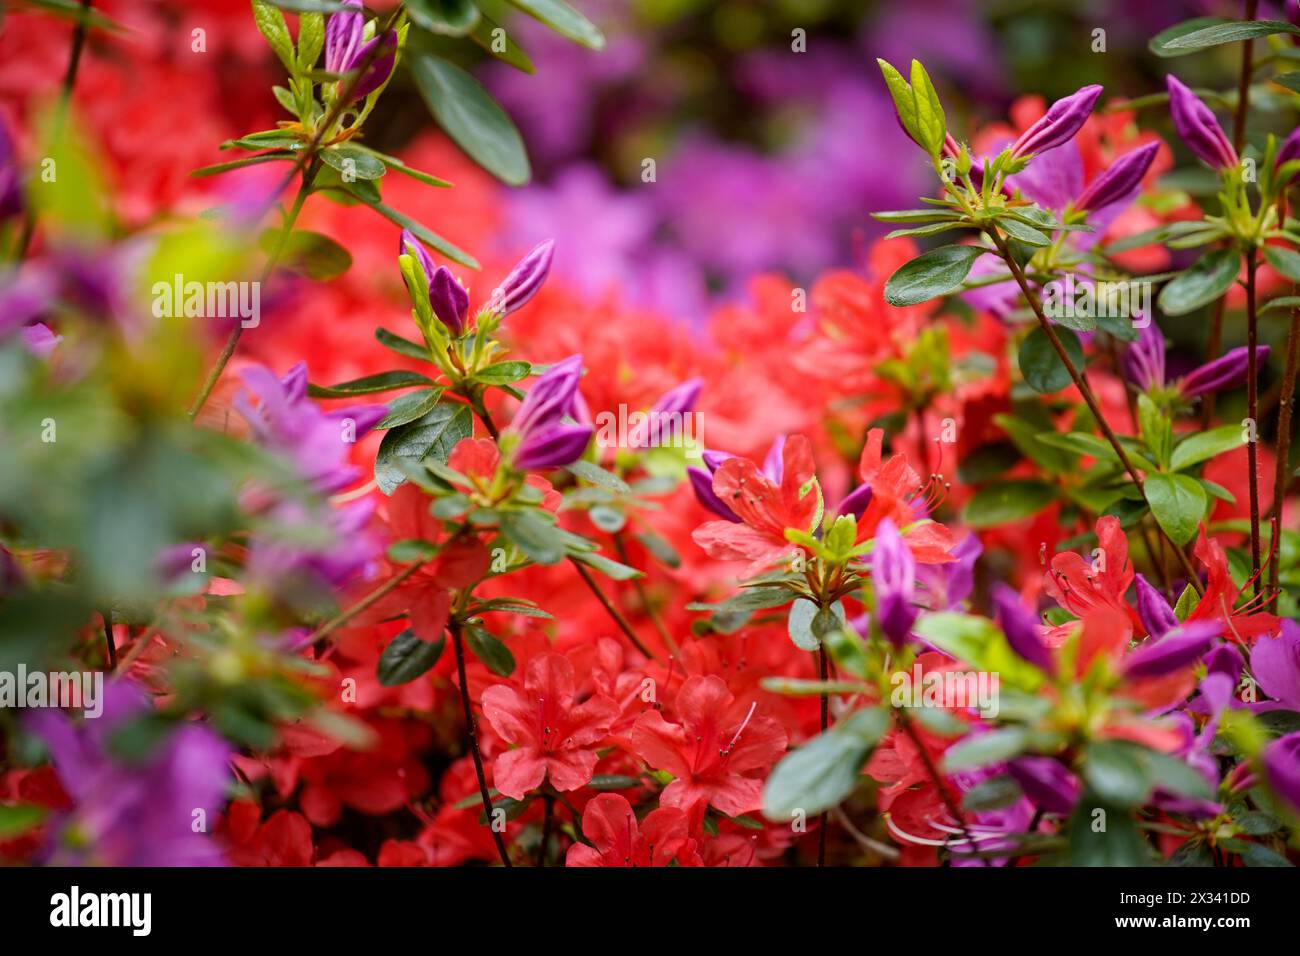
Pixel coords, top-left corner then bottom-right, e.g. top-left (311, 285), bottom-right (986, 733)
top-left (1245, 252), bottom-right (1263, 595)
top-left (1268, 313), bottom-right (1300, 607)
top-left (187, 160), bottom-right (318, 421)
top-left (308, 559), bottom-right (427, 646)
top-left (817, 645), bottom-right (829, 868)
top-left (1232, 0), bottom-right (1258, 155)
top-left (990, 231), bottom-right (1204, 593)
top-left (538, 792), bottom-right (554, 867)
top-left (571, 560), bottom-right (656, 659)
top-left (101, 609), bottom-right (116, 671)
top-left (613, 531), bottom-right (678, 655)
top-left (449, 617), bottom-right (513, 867)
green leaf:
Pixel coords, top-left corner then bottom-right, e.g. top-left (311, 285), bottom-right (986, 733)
top-left (1170, 424), bottom-right (1245, 471)
top-left (297, 10), bottom-right (325, 69)
top-left (883, 245), bottom-right (985, 307)
top-left (1145, 472), bottom-right (1208, 547)
top-left (1265, 245), bottom-right (1300, 283)
top-left (1018, 325), bottom-right (1084, 394)
top-left (1137, 394), bottom-right (1173, 470)
top-left (252, 0), bottom-right (296, 72)
top-left (1067, 801), bottom-right (1150, 865)
top-left (1157, 248), bottom-right (1240, 316)
top-left (908, 59), bottom-right (946, 157)
top-left (1162, 18), bottom-right (1300, 52)
top-left (1150, 17), bottom-right (1233, 57)
top-left (360, 199), bottom-right (479, 270)
top-left (1083, 741), bottom-right (1149, 806)
top-left (378, 629), bottom-right (445, 686)
top-left (261, 229), bottom-right (353, 280)
top-left (191, 153), bottom-right (295, 178)
top-left (407, 0), bottom-right (481, 35)
top-left (375, 327), bottom-right (431, 361)
top-left (787, 598), bottom-right (823, 651)
top-left (411, 52), bottom-right (531, 186)
top-left (320, 143), bottom-right (386, 181)
top-left (507, 0), bottom-right (604, 50)
top-left (375, 403), bottom-right (473, 494)
top-left (499, 509), bottom-right (566, 564)
top-left (0, 803), bottom-right (46, 838)
top-left (469, 5), bottom-right (535, 72)
top-left (568, 549), bottom-right (643, 581)
top-left (961, 480), bottom-right (1056, 528)
top-left (1261, 295), bottom-right (1300, 314)
top-left (999, 215), bottom-right (1051, 247)
top-left (762, 708), bottom-right (889, 820)
top-left (942, 727), bottom-right (1031, 772)
top-left (565, 459), bottom-right (630, 493)
top-left (962, 775), bottom-right (1024, 812)
top-left (465, 626), bottom-right (515, 676)
top-left (309, 370), bottom-right (434, 397)
top-left (474, 360), bottom-right (532, 385)
top-left (377, 387), bottom-right (445, 430)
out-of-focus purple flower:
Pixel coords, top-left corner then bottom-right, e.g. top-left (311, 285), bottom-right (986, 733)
top-left (1008, 756), bottom-right (1081, 815)
top-left (992, 583), bottom-right (1053, 673)
top-left (26, 680), bottom-right (232, 866)
top-left (916, 532), bottom-right (981, 611)
top-left (490, 239), bottom-right (554, 317)
top-left (1262, 730), bottom-right (1300, 813)
top-left (688, 463), bottom-right (740, 521)
top-left (1167, 75), bottom-right (1237, 171)
top-left (507, 355), bottom-right (593, 470)
top-left (1122, 322), bottom-right (1168, 393)
top-left (1134, 573), bottom-right (1178, 638)
top-left (837, 483), bottom-right (873, 521)
top-left (20, 322), bottom-right (60, 358)
top-left (650, 377), bottom-right (702, 418)
top-left (1251, 619), bottom-right (1300, 710)
top-left (325, 0), bottom-right (395, 101)
top-left (1010, 85), bottom-right (1102, 159)
top-left (1181, 346), bottom-right (1270, 398)
top-left (0, 116), bottom-right (22, 222)
top-left (1122, 620), bottom-right (1221, 679)
top-left (1277, 125), bottom-right (1300, 180)
top-left (872, 519), bottom-right (917, 647)
top-left (626, 377), bottom-right (702, 450)
top-left (1205, 643), bottom-right (1245, 683)
top-left (1076, 142), bottom-right (1160, 213)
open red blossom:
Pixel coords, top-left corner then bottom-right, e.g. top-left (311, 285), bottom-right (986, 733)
top-left (481, 653), bottom-right (619, 799)
top-left (1185, 530), bottom-right (1279, 643)
top-left (1043, 515), bottom-right (1141, 635)
top-left (565, 793), bottom-right (693, 867)
top-left (691, 434), bottom-right (820, 571)
top-left (855, 428), bottom-right (956, 563)
top-left (631, 675), bottom-right (787, 817)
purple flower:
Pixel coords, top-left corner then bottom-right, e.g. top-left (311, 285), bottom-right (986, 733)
top-left (1122, 620), bottom-right (1222, 679)
top-left (1167, 75), bottom-right (1237, 171)
top-left (1134, 573), bottom-right (1178, 638)
top-left (1010, 85), bottom-right (1102, 159)
top-left (991, 583), bottom-right (1053, 673)
top-left (401, 230), bottom-right (469, 336)
top-left (0, 115), bottom-right (22, 222)
top-left (1205, 643), bottom-right (1245, 683)
top-left (507, 355), bottom-right (593, 470)
top-left (916, 532), bottom-right (981, 611)
top-left (1121, 322), bottom-right (1167, 393)
top-left (837, 483), bottom-right (873, 521)
top-left (626, 377), bottom-right (702, 449)
top-left (1251, 619), bottom-right (1300, 710)
top-left (688, 449), bottom-right (740, 521)
top-left (1076, 141), bottom-right (1160, 213)
top-left (491, 239), bottom-right (555, 317)
top-left (1180, 346), bottom-right (1269, 399)
top-left (26, 680), bottom-right (233, 866)
top-left (1277, 126), bottom-right (1300, 181)
top-left (1262, 731), bottom-right (1300, 814)
top-left (1008, 756), bottom-right (1081, 815)
top-left (872, 518), bottom-right (917, 647)
top-left (325, 0), bottom-right (395, 102)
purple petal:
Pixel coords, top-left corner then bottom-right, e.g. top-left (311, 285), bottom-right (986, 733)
top-left (992, 583), bottom-right (1054, 673)
top-left (1008, 756), bottom-right (1081, 815)
top-left (1135, 573), bottom-right (1178, 638)
top-left (1167, 75), bottom-right (1238, 170)
top-left (513, 422), bottom-right (594, 470)
top-left (688, 466), bottom-right (741, 522)
top-left (1077, 141), bottom-right (1160, 213)
top-left (1180, 345), bottom-right (1268, 399)
top-left (1251, 619), bottom-right (1300, 710)
top-left (1010, 85), bottom-right (1102, 159)
top-left (1122, 621), bottom-right (1222, 679)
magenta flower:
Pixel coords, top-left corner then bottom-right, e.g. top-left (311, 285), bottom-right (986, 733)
top-left (1262, 731), bottom-right (1300, 814)
top-left (1008, 756), bottom-right (1081, 815)
top-left (1167, 75), bottom-right (1237, 171)
top-left (0, 116), bottom-right (21, 222)
top-left (1076, 141), bottom-right (1159, 212)
top-left (508, 354), bottom-right (594, 470)
top-left (872, 518), bottom-right (917, 647)
top-left (1251, 619), bottom-right (1300, 710)
top-left (491, 239), bottom-right (555, 317)
top-left (1009, 85), bottom-right (1102, 159)
top-left (1121, 620), bottom-right (1221, 679)
top-left (400, 229), bottom-right (469, 336)
top-left (1123, 321), bottom-right (1268, 400)
top-left (688, 450), bottom-right (740, 522)
top-left (1134, 573), bottom-right (1177, 638)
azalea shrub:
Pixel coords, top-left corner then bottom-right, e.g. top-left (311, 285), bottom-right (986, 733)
top-left (2, 0), bottom-right (1300, 870)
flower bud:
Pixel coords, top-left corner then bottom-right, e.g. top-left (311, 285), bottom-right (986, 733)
top-left (491, 240), bottom-right (555, 316)
top-left (1010, 85), bottom-right (1102, 159)
top-left (1122, 621), bottom-right (1221, 679)
top-left (992, 583), bottom-right (1053, 673)
top-left (872, 519), bottom-right (917, 647)
top-left (1179, 345), bottom-right (1269, 399)
top-left (1076, 141), bottom-right (1159, 212)
top-left (1134, 573), bottom-right (1177, 639)
top-left (1167, 75), bottom-right (1237, 171)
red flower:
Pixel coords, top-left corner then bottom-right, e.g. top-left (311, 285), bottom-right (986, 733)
top-left (631, 675), bottom-right (787, 817)
top-left (691, 434), bottom-right (820, 571)
top-left (481, 653), bottom-right (619, 799)
top-left (1185, 530), bottom-right (1279, 643)
top-left (855, 428), bottom-right (956, 563)
top-left (1043, 515), bottom-right (1140, 634)
top-left (565, 793), bottom-right (692, 867)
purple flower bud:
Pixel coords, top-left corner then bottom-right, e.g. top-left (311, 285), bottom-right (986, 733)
top-left (1262, 730), bottom-right (1300, 814)
top-left (1008, 756), bottom-right (1081, 815)
top-left (1276, 125), bottom-right (1300, 176)
top-left (1205, 643), bottom-right (1245, 683)
top-left (762, 435), bottom-right (786, 484)
top-left (1010, 85), bottom-right (1103, 159)
top-left (1121, 322), bottom-right (1167, 393)
top-left (1134, 573), bottom-right (1178, 638)
top-left (872, 519), bottom-right (917, 647)
top-left (688, 466), bottom-right (741, 522)
top-left (0, 117), bottom-right (21, 222)
top-left (1167, 75), bottom-right (1238, 171)
top-left (837, 483), bottom-right (873, 521)
top-left (1179, 345), bottom-right (1269, 399)
top-left (650, 378), bottom-right (703, 418)
top-left (1122, 620), bottom-right (1221, 679)
top-left (626, 377), bottom-right (703, 450)
top-left (401, 230), bottom-right (469, 335)
top-left (491, 240), bottom-right (554, 317)
top-left (512, 354), bottom-right (584, 438)
top-left (991, 583), bottom-right (1053, 673)
top-left (1076, 141), bottom-right (1160, 212)
top-left (1251, 618), bottom-right (1300, 710)
top-left (513, 422), bottom-right (594, 471)
top-left (701, 449), bottom-right (734, 473)
top-left (325, 0), bottom-right (395, 103)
